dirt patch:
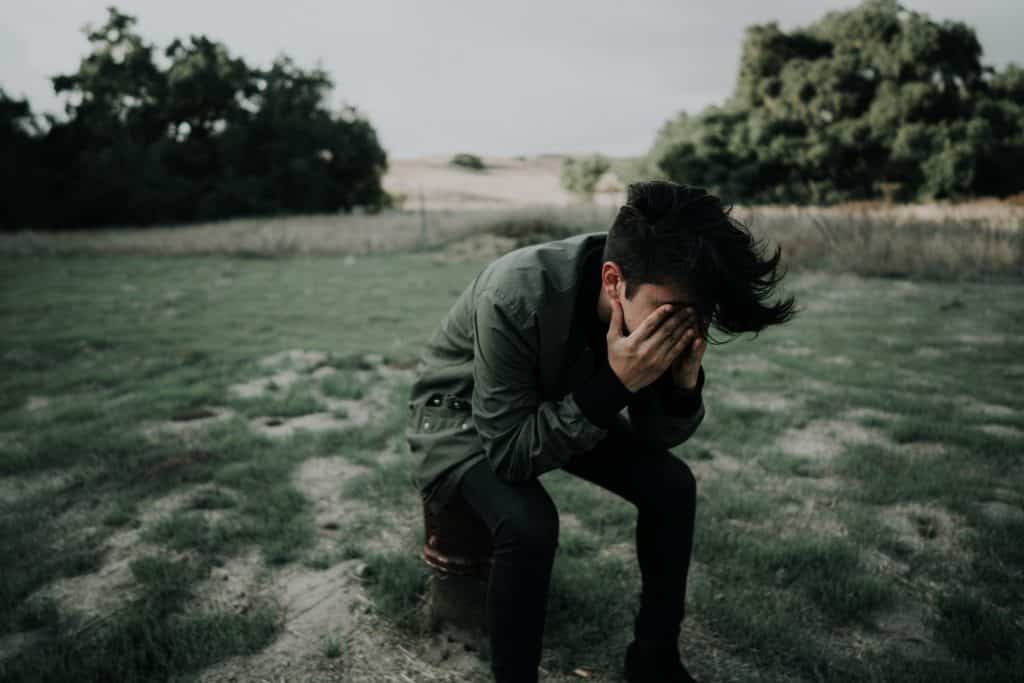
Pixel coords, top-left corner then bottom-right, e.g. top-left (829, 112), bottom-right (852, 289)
top-left (198, 454), bottom-right (486, 682)
top-left (878, 503), bottom-right (970, 562)
top-left (229, 349), bottom-right (414, 439)
top-left (25, 395), bottom-right (50, 411)
top-left (859, 547), bottom-right (911, 578)
top-left (706, 451), bottom-right (744, 475)
top-left (989, 486), bottom-right (1024, 505)
top-left (796, 376), bottom-right (842, 394)
top-left (188, 546), bottom-right (269, 617)
top-left (559, 511), bottom-right (585, 535)
top-left (776, 418), bottom-right (890, 462)
top-left (778, 498), bottom-right (848, 539)
top-left (717, 354), bottom-right (780, 376)
top-left (249, 412), bottom-right (363, 439)
top-left (776, 344), bottom-right (815, 358)
top-left (896, 441), bottom-right (950, 457)
top-left (140, 406), bottom-right (237, 445)
top-left (891, 369), bottom-right (941, 391)
top-left (861, 599), bottom-right (949, 662)
top-left (293, 456), bottom-right (372, 557)
top-left (16, 484), bottom-right (206, 653)
top-left (955, 334), bottom-right (1008, 345)
top-left (975, 423), bottom-right (1023, 440)
top-left (196, 559), bottom-right (365, 683)
top-left (259, 349), bottom-right (330, 371)
top-left (228, 349), bottom-right (332, 399)
top-left (978, 501), bottom-right (1024, 524)
top-left (843, 407), bottom-right (900, 424)
top-left (686, 442), bottom-right (745, 481)
top-left (954, 397), bottom-right (1017, 418)
top-left (597, 540), bottom-right (634, 565)
top-left (821, 355), bottom-right (853, 366)
top-left (0, 469), bottom-right (78, 507)
top-left (914, 346), bottom-right (944, 359)
top-left (229, 370), bottom-right (304, 398)
top-left (339, 607), bottom-right (494, 682)
top-left (714, 389), bottom-right (794, 414)
top-left (558, 512), bottom-right (603, 551)
top-left (197, 451), bottom-right (425, 681)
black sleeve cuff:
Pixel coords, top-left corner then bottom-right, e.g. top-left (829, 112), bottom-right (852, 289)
top-left (660, 365), bottom-right (705, 417)
top-left (572, 362), bottom-right (634, 428)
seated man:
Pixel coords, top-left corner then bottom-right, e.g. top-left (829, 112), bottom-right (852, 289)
top-left (406, 180), bottom-right (798, 683)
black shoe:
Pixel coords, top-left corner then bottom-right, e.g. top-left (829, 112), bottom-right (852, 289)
top-left (624, 638), bottom-right (699, 683)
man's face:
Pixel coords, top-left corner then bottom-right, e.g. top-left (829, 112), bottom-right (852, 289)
top-left (609, 270), bottom-right (702, 338)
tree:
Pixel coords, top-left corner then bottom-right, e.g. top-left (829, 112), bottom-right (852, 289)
top-left (1, 5), bottom-right (389, 230)
top-left (648, 0), bottom-right (1024, 203)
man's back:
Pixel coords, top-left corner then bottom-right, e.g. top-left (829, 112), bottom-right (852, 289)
top-left (405, 231), bottom-right (612, 514)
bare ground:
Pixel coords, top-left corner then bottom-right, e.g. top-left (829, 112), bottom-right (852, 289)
top-left (5, 341), bottom-right (1018, 680)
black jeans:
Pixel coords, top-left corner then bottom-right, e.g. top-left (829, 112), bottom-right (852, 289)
top-left (457, 423), bottom-right (698, 683)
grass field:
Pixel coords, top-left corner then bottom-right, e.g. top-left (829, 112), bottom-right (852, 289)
top-left (1, 225), bottom-right (1022, 681)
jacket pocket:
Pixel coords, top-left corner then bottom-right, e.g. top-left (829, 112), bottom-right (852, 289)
top-left (407, 392), bottom-right (481, 494)
top-left (408, 393), bottom-right (474, 436)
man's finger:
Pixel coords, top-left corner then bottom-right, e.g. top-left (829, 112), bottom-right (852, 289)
top-left (661, 323), bottom-right (696, 360)
top-left (630, 304), bottom-right (678, 343)
top-left (647, 310), bottom-right (694, 348)
top-left (607, 295), bottom-right (624, 340)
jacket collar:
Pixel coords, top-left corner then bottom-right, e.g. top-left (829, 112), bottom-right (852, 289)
top-left (577, 239), bottom-right (607, 351)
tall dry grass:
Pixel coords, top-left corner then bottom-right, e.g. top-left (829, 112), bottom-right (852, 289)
top-left (0, 205), bottom-right (616, 258)
top-left (735, 207), bottom-right (1022, 281)
top-left (1, 201), bottom-right (1020, 280)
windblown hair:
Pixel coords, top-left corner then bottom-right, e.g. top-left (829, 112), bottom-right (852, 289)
top-left (603, 180), bottom-right (798, 344)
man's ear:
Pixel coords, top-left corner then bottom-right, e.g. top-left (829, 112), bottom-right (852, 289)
top-left (601, 262), bottom-right (623, 301)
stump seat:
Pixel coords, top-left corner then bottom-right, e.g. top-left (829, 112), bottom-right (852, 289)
top-left (420, 492), bottom-right (494, 650)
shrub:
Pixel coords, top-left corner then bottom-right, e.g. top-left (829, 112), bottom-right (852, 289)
top-left (449, 153), bottom-right (486, 171)
top-left (560, 154), bottom-right (611, 197)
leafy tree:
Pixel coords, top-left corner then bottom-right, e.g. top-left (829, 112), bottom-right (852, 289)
top-left (1, 6), bottom-right (388, 230)
top-left (647, 0), bottom-right (1024, 203)
top-left (0, 90), bottom-right (47, 228)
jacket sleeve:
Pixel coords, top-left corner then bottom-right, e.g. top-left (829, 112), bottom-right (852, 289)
top-left (470, 289), bottom-right (612, 483)
top-left (625, 365), bottom-right (706, 451)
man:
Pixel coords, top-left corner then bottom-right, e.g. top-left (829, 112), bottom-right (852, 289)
top-left (406, 180), bottom-right (797, 682)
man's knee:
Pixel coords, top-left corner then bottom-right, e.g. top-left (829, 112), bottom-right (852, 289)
top-left (677, 457), bottom-right (697, 500)
top-left (644, 453), bottom-right (697, 517)
top-left (492, 492), bottom-right (559, 556)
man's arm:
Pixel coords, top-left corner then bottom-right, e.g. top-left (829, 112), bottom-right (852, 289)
top-left (471, 288), bottom-right (624, 483)
top-left (625, 365), bottom-right (706, 451)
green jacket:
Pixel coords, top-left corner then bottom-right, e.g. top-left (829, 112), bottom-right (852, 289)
top-left (405, 231), bottom-right (706, 514)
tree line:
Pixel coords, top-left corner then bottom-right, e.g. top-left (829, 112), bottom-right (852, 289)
top-left (639, 0), bottom-right (1024, 204)
top-left (1, 7), bottom-right (389, 231)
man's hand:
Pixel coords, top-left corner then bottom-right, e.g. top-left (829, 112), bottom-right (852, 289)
top-left (607, 298), bottom-right (700, 393)
top-left (669, 322), bottom-right (705, 391)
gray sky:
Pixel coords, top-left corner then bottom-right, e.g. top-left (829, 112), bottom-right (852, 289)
top-left (2, 1), bottom-right (1020, 159)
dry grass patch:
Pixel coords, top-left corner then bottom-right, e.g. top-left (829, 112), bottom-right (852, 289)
top-left (777, 418), bottom-right (891, 462)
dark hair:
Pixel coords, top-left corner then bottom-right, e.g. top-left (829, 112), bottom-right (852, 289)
top-left (603, 180), bottom-right (798, 344)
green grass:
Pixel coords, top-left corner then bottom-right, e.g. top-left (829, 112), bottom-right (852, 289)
top-left (1, 249), bottom-right (1022, 681)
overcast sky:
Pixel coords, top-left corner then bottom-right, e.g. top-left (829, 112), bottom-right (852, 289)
top-left (2, 1), bottom-right (1020, 159)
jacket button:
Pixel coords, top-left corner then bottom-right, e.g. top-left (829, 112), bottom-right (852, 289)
top-left (423, 420), bottom-right (432, 429)
top-left (461, 422), bottom-right (469, 430)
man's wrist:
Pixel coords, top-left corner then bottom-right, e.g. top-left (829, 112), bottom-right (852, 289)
top-left (671, 364), bottom-right (704, 390)
top-left (675, 376), bottom-right (699, 392)
top-left (572, 362), bottom-right (633, 428)
top-left (663, 365), bottom-right (704, 416)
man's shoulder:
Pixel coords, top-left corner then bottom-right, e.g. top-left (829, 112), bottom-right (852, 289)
top-left (476, 231), bottom-right (606, 318)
